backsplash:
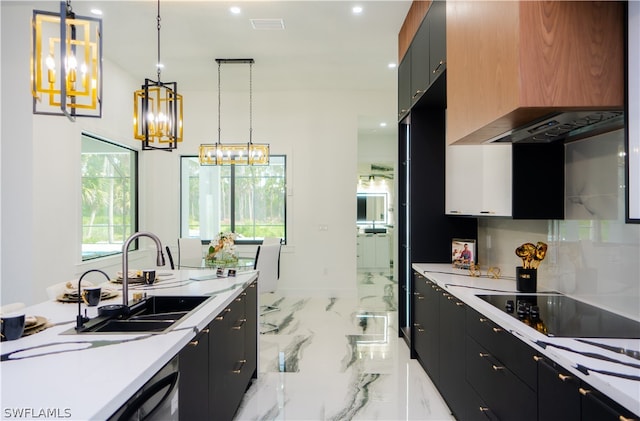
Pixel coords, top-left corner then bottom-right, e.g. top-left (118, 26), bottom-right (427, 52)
top-left (478, 129), bottom-right (640, 320)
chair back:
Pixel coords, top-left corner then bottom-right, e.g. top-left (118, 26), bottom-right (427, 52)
top-left (254, 242), bottom-right (281, 294)
top-left (165, 246), bottom-right (175, 270)
top-left (178, 238), bottom-right (203, 268)
top-left (261, 237), bottom-right (282, 245)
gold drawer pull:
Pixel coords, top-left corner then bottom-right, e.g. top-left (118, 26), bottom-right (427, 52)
top-left (413, 323), bottom-right (425, 333)
top-left (232, 359), bottom-right (247, 374)
top-left (412, 89), bottom-right (423, 99)
top-left (455, 302), bottom-right (464, 306)
top-left (188, 340), bottom-right (199, 347)
top-left (619, 416), bottom-right (635, 421)
top-left (492, 365), bottom-right (505, 371)
top-left (479, 353), bottom-right (490, 358)
top-left (215, 308), bottom-right (232, 320)
top-left (479, 318), bottom-right (488, 323)
top-left (533, 355), bottom-right (543, 362)
top-left (558, 373), bottom-right (572, 382)
top-left (579, 388), bottom-right (591, 396)
top-left (479, 407), bottom-right (490, 412)
top-left (492, 327), bottom-right (503, 333)
top-left (432, 60), bottom-right (446, 74)
top-left (232, 318), bottom-right (247, 330)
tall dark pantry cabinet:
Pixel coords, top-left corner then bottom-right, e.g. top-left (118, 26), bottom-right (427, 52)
top-left (396, 0), bottom-right (477, 353)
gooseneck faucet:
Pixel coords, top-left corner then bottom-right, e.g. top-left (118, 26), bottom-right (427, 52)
top-left (122, 231), bottom-right (166, 307)
top-left (75, 269), bottom-right (111, 331)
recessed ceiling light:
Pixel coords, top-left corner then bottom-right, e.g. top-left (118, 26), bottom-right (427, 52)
top-left (352, 6), bottom-right (363, 14)
top-left (388, 62), bottom-right (397, 69)
top-left (380, 122), bottom-right (387, 127)
top-left (230, 6), bottom-right (241, 15)
top-left (91, 8), bottom-right (102, 16)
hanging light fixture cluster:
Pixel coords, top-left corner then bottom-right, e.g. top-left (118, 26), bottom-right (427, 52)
top-left (31, 1), bottom-right (102, 120)
top-left (199, 58), bottom-right (270, 165)
top-left (133, 0), bottom-right (183, 151)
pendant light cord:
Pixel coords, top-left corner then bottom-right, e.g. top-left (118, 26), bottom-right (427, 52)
top-left (249, 62), bottom-right (253, 144)
top-left (156, 0), bottom-right (162, 82)
top-left (217, 61), bottom-right (222, 144)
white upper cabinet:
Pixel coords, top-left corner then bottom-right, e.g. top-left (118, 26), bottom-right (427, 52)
top-left (446, 144), bottom-right (512, 216)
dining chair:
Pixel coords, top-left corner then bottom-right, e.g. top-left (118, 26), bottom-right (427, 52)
top-left (177, 238), bottom-right (203, 269)
top-left (165, 246), bottom-right (175, 270)
top-left (254, 241), bottom-right (282, 334)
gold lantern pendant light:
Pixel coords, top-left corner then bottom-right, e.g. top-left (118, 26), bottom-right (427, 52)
top-left (31, 1), bottom-right (102, 120)
top-left (133, 0), bottom-right (183, 151)
top-left (199, 59), bottom-right (269, 165)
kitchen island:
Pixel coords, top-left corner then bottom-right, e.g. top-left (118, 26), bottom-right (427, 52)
top-left (0, 269), bottom-right (258, 420)
top-left (412, 263), bottom-right (640, 419)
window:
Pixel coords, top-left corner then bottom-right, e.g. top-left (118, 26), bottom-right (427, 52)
top-left (180, 156), bottom-right (286, 243)
top-left (81, 134), bottom-right (138, 260)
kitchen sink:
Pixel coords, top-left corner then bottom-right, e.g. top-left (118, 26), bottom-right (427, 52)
top-left (65, 295), bottom-right (211, 334)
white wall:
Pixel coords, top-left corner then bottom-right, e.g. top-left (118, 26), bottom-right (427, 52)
top-left (1, 2), bottom-right (396, 305)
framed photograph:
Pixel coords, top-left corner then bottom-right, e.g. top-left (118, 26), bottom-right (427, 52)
top-left (452, 238), bottom-right (476, 269)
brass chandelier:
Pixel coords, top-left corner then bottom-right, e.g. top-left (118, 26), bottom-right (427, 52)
top-left (133, 0), bottom-right (183, 151)
top-left (199, 59), bottom-right (269, 165)
top-left (31, 1), bottom-right (102, 120)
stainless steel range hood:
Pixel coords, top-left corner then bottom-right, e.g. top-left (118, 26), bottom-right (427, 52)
top-left (486, 110), bottom-right (624, 144)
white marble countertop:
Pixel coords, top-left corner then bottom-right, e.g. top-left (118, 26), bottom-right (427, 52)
top-left (413, 263), bottom-right (640, 417)
top-left (0, 269), bottom-right (258, 420)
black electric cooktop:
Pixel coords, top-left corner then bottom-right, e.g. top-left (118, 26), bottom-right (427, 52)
top-left (476, 293), bottom-right (640, 339)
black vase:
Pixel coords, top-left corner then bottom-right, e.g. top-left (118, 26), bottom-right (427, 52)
top-left (516, 267), bottom-right (537, 293)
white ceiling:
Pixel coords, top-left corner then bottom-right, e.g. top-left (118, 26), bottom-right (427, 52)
top-left (51, 0), bottom-right (411, 136)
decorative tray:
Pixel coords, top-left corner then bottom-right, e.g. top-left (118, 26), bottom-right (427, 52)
top-left (56, 290), bottom-right (119, 303)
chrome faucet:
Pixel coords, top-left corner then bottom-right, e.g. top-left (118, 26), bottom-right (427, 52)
top-left (122, 231), bottom-right (166, 306)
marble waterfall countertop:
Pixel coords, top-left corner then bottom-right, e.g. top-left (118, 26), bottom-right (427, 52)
top-left (414, 263), bottom-right (640, 417)
top-left (0, 269), bottom-right (258, 420)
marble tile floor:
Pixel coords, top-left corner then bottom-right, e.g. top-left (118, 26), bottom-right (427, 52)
top-left (233, 272), bottom-right (455, 421)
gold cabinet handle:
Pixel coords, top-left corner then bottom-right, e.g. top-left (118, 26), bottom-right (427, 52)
top-left (188, 340), bottom-right (199, 347)
top-left (232, 359), bottom-right (247, 374)
top-left (215, 308), bottom-right (231, 320)
top-left (619, 416), bottom-right (635, 421)
top-left (479, 407), bottom-right (490, 412)
top-left (479, 317), bottom-right (488, 323)
top-left (249, 282), bottom-right (257, 288)
top-left (432, 59), bottom-right (446, 74)
top-left (232, 318), bottom-right (247, 330)
top-left (492, 327), bottom-right (503, 333)
top-left (492, 365), bottom-right (505, 371)
top-left (455, 302), bottom-right (464, 307)
top-left (558, 373), bottom-right (572, 382)
top-left (414, 292), bottom-right (425, 300)
top-left (479, 352), bottom-right (490, 358)
top-left (202, 328), bottom-right (210, 334)
top-left (533, 355), bottom-right (543, 362)
top-left (412, 89), bottom-right (423, 99)
top-left (579, 388), bottom-right (591, 396)
top-left (413, 323), bottom-right (425, 333)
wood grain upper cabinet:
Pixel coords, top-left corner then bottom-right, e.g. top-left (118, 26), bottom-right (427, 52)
top-left (446, 1), bottom-right (625, 145)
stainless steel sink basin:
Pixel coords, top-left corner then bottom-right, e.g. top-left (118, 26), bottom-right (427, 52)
top-left (66, 295), bottom-right (211, 334)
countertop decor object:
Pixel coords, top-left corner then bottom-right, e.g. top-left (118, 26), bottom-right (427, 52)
top-left (515, 242), bottom-right (547, 292)
top-left (206, 231), bottom-right (238, 267)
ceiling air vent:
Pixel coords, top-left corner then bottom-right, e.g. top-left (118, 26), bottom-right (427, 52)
top-left (250, 18), bottom-right (285, 30)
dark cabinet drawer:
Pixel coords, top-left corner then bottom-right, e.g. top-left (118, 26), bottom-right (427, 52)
top-left (466, 336), bottom-right (536, 421)
top-left (537, 355), bottom-right (581, 421)
top-left (466, 307), bottom-right (537, 389)
top-left (580, 381), bottom-right (639, 421)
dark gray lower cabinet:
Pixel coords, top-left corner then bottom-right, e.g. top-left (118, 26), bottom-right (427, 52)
top-left (179, 281), bottom-right (258, 421)
top-left (411, 273), bottom-right (639, 421)
top-left (537, 354), bottom-right (638, 421)
top-left (179, 328), bottom-right (210, 420)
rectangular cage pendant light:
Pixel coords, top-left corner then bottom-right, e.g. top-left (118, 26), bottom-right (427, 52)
top-left (133, 79), bottom-right (183, 150)
top-left (199, 142), bottom-right (269, 166)
top-left (199, 58), bottom-right (270, 166)
top-left (31, 2), bottom-right (102, 120)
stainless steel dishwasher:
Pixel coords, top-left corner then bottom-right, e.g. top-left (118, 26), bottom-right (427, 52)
top-left (108, 355), bottom-right (179, 421)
